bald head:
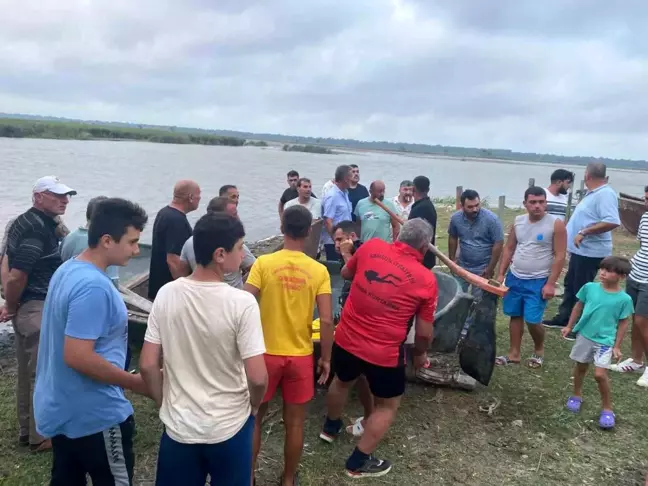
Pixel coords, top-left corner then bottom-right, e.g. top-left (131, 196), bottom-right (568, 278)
top-left (369, 180), bottom-right (386, 201)
top-left (172, 179), bottom-right (201, 213)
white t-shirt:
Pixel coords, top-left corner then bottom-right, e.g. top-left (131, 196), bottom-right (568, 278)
top-left (544, 188), bottom-right (568, 221)
top-left (284, 197), bottom-right (322, 220)
top-left (391, 195), bottom-right (413, 220)
top-left (145, 278), bottom-right (266, 444)
top-left (321, 180), bottom-right (335, 198)
top-left (631, 212), bottom-right (648, 283)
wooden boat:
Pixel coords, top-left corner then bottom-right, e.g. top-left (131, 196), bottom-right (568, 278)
top-left (121, 219), bottom-right (495, 386)
top-left (618, 192), bottom-right (646, 236)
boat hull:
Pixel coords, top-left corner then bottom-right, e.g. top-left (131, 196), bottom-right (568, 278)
top-left (619, 192), bottom-right (646, 236)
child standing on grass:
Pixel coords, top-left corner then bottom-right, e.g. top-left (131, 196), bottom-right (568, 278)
top-left (562, 256), bottom-right (634, 429)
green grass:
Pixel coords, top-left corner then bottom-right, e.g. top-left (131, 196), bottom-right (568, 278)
top-left (0, 208), bottom-right (646, 485)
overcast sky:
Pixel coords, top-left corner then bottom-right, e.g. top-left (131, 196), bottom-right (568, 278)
top-left (1, 0), bottom-right (647, 159)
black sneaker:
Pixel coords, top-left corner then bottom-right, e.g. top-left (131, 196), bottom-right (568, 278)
top-left (319, 419), bottom-right (343, 443)
top-left (345, 455), bottom-right (392, 479)
top-left (543, 319), bottom-right (566, 329)
top-left (564, 331), bottom-right (577, 341)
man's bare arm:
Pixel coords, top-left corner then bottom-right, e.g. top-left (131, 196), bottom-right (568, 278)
top-left (278, 200), bottom-right (285, 220)
top-left (448, 235), bottom-right (458, 262)
top-left (548, 219), bottom-right (567, 286)
top-left (497, 224), bottom-right (517, 281)
top-left (244, 354), bottom-right (268, 415)
top-left (139, 341), bottom-right (164, 407)
top-left (413, 317), bottom-right (434, 356)
top-left (581, 222), bottom-right (619, 235)
top-left (243, 283), bottom-right (261, 300)
top-left (64, 337), bottom-right (150, 395)
top-left (0, 255), bottom-right (9, 296)
top-left (316, 294), bottom-right (334, 363)
top-left (2, 268), bottom-right (28, 315)
top-left (166, 254), bottom-right (186, 280)
top-left (484, 241), bottom-right (504, 278)
top-left (324, 217), bottom-right (335, 237)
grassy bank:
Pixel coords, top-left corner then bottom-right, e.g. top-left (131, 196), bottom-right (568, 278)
top-left (0, 207), bottom-right (646, 485)
top-left (0, 118), bottom-right (245, 146)
top-left (282, 144), bottom-right (334, 155)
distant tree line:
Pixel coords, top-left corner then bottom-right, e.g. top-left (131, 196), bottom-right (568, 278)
top-left (282, 144), bottom-right (333, 154)
top-left (0, 119), bottom-right (245, 147)
top-left (244, 140), bottom-right (269, 147)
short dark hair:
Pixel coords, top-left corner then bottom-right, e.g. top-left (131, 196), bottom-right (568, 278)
top-left (218, 184), bottom-right (237, 196)
top-left (297, 177), bottom-right (311, 187)
top-left (460, 189), bottom-right (480, 205)
top-left (287, 170), bottom-right (299, 178)
top-left (413, 175), bottom-right (430, 193)
top-left (332, 220), bottom-right (356, 235)
top-left (193, 213), bottom-right (245, 267)
top-left (644, 185), bottom-right (648, 193)
top-left (86, 196), bottom-right (108, 221)
top-left (599, 256), bottom-right (631, 276)
top-left (207, 196), bottom-right (233, 213)
top-left (550, 169), bottom-right (574, 184)
top-left (349, 164), bottom-right (359, 169)
top-left (524, 186), bottom-right (546, 201)
top-left (282, 205), bottom-right (312, 239)
top-left (400, 180), bottom-right (413, 188)
top-left (88, 198), bottom-right (148, 247)
top-left (335, 165), bottom-right (352, 183)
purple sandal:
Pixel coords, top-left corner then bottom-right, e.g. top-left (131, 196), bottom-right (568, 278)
top-left (599, 410), bottom-right (615, 429)
top-left (566, 396), bottom-right (582, 413)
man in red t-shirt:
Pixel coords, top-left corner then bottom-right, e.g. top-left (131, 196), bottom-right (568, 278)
top-left (319, 218), bottom-right (438, 479)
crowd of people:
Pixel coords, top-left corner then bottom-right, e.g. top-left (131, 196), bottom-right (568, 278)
top-left (0, 161), bottom-right (647, 485)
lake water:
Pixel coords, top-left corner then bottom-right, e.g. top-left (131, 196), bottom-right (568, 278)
top-left (1, 138), bottom-right (647, 243)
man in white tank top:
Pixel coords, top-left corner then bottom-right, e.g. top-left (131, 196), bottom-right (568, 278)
top-left (495, 186), bottom-right (567, 369)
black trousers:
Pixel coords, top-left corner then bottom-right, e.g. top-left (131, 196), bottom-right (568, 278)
top-left (552, 253), bottom-right (603, 325)
top-left (50, 416), bottom-right (135, 486)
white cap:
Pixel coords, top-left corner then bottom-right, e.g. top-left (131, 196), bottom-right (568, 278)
top-left (32, 176), bottom-right (77, 196)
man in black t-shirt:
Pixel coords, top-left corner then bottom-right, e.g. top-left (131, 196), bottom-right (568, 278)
top-left (148, 180), bottom-right (201, 300)
top-left (408, 175), bottom-right (437, 269)
top-left (347, 164), bottom-right (369, 221)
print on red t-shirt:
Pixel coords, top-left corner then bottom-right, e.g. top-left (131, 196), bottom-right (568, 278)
top-left (334, 239), bottom-right (438, 368)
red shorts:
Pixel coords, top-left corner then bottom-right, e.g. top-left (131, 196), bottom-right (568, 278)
top-left (262, 354), bottom-right (314, 405)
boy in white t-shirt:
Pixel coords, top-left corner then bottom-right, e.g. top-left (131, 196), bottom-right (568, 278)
top-left (139, 213), bottom-right (268, 486)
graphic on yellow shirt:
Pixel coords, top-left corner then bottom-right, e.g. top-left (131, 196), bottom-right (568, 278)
top-left (246, 249), bottom-right (332, 356)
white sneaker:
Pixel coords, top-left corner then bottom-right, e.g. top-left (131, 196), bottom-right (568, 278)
top-left (637, 369), bottom-right (648, 388)
top-left (610, 358), bottom-right (644, 373)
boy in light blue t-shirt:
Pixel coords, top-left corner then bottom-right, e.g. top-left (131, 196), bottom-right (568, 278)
top-left (562, 256), bottom-right (634, 429)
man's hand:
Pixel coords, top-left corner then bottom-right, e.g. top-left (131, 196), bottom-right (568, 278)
top-left (0, 304), bottom-right (16, 323)
top-left (542, 282), bottom-right (556, 300)
top-left (317, 358), bottom-right (331, 385)
top-left (573, 232), bottom-right (585, 248)
top-left (612, 347), bottom-right (622, 361)
top-left (413, 353), bottom-right (430, 370)
top-left (339, 238), bottom-right (354, 256)
top-left (496, 274), bottom-right (506, 285)
top-left (129, 373), bottom-right (156, 399)
top-left (481, 268), bottom-right (495, 279)
top-left (560, 327), bottom-right (572, 339)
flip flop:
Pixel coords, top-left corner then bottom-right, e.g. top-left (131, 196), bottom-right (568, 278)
top-left (495, 356), bottom-right (520, 366)
top-left (345, 417), bottom-right (365, 437)
top-left (565, 396), bottom-right (582, 413)
top-left (599, 410), bottom-right (615, 429)
top-left (527, 355), bottom-right (544, 369)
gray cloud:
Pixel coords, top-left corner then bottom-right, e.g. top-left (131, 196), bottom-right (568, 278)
top-left (0, 0), bottom-right (647, 158)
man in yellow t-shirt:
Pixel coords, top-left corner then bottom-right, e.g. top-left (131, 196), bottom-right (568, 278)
top-left (245, 205), bottom-right (333, 486)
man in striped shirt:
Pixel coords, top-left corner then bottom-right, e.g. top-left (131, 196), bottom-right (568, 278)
top-left (544, 169), bottom-right (574, 221)
top-left (0, 176), bottom-right (76, 451)
top-left (613, 185), bottom-right (648, 387)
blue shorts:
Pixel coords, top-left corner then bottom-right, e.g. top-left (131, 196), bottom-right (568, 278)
top-left (155, 415), bottom-right (255, 486)
top-left (502, 273), bottom-right (548, 324)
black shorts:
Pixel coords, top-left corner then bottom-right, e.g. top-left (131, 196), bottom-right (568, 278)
top-left (332, 343), bottom-right (406, 399)
top-left (51, 415), bottom-right (135, 486)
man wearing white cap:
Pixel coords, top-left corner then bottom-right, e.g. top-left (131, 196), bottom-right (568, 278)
top-left (0, 175), bottom-right (76, 452)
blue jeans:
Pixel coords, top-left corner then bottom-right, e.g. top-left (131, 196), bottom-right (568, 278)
top-left (155, 415), bottom-right (255, 486)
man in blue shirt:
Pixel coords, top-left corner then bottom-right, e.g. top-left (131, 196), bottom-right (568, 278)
top-left (34, 198), bottom-right (152, 486)
top-left (544, 163), bottom-right (621, 339)
top-left (321, 165), bottom-right (353, 261)
top-left (448, 189), bottom-right (504, 299)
